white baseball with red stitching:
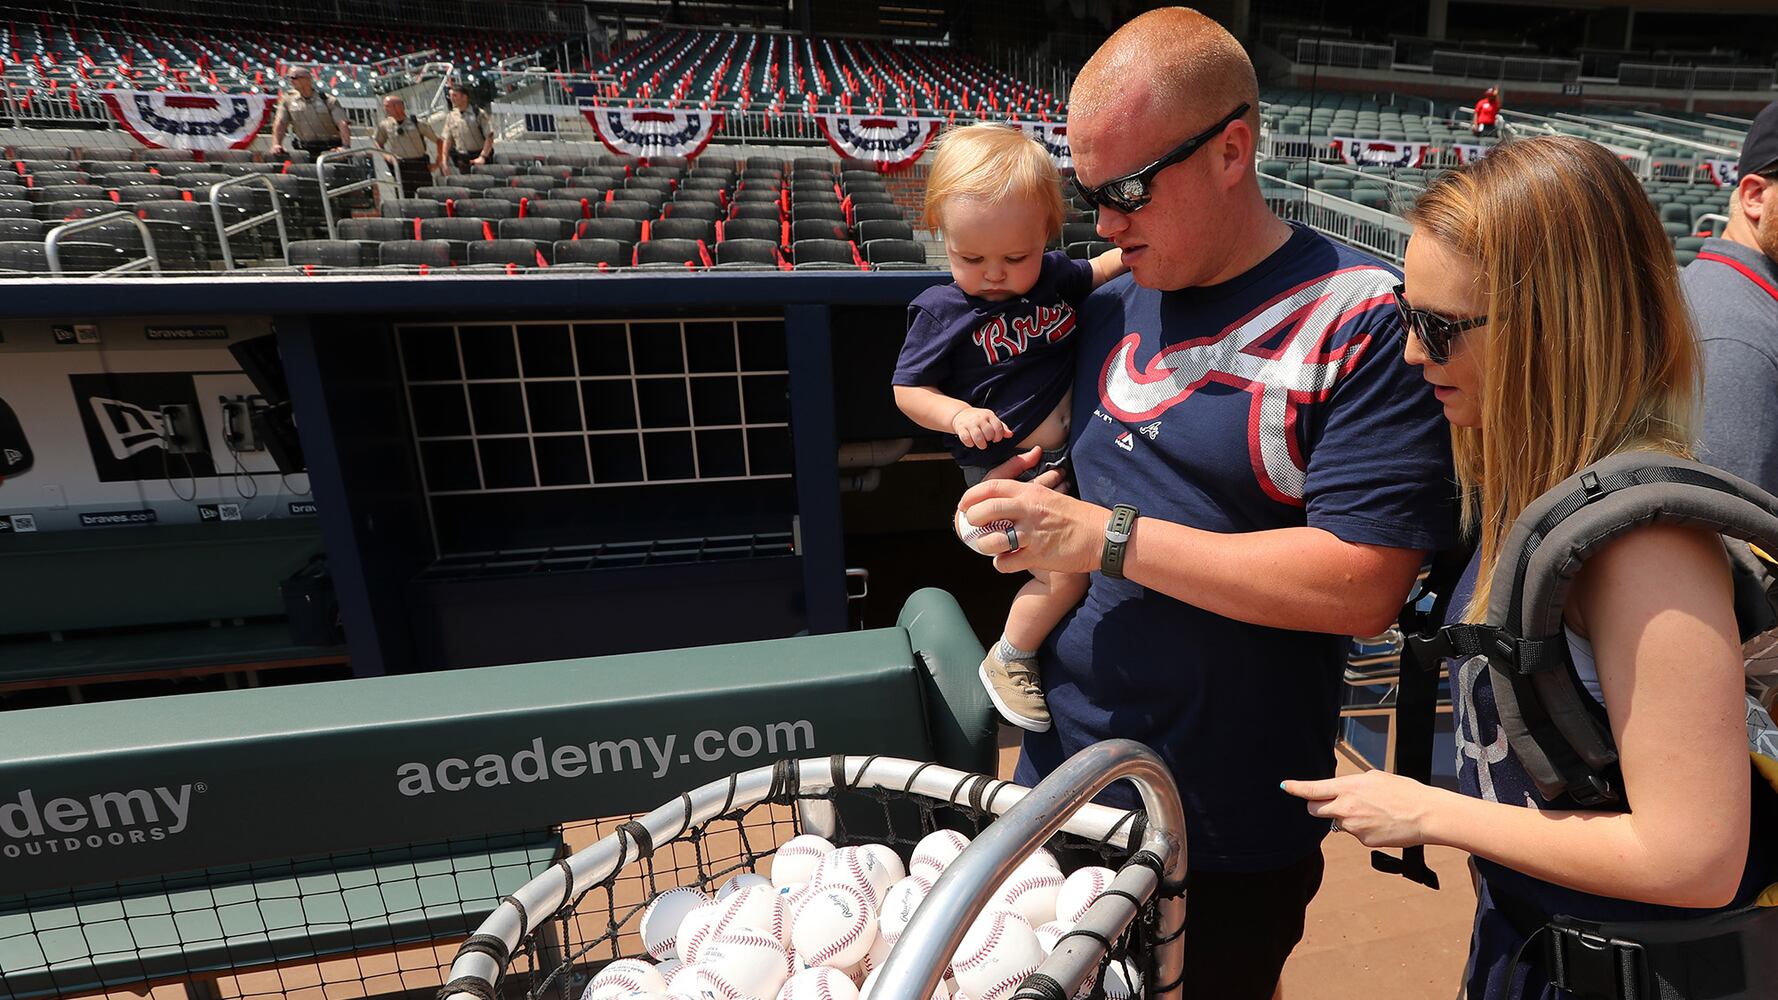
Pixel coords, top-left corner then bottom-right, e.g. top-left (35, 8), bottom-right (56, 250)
top-left (678, 902), bottom-right (724, 964)
top-left (1101, 958), bottom-right (1140, 1000)
top-left (712, 884), bottom-right (792, 949)
top-left (642, 886), bottom-right (712, 960)
top-left (791, 883), bottom-right (878, 969)
top-left (718, 872), bottom-right (774, 899)
top-left (771, 834), bottom-right (835, 887)
top-left (776, 966), bottom-right (861, 1000)
top-left (697, 930), bottom-right (795, 1000)
top-left (954, 508), bottom-right (1015, 556)
top-left (814, 847), bottom-right (894, 907)
top-left (877, 875), bottom-right (933, 949)
top-left (859, 844), bottom-right (906, 884)
top-left (951, 909), bottom-right (1042, 1000)
top-left (1055, 866), bottom-right (1116, 924)
top-left (909, 830), bottom-right (970, 880)
top-left (583, 959), bottom-right (669, 1000)
top-left (991, 859), bottom-right (1064, 928)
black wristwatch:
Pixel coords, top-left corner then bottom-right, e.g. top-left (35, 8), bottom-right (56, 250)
top-left (1101, 504), bottom-right (1139, 579)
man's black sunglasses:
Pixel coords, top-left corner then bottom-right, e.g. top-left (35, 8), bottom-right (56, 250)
top-left (1071, 103), bottom-right (1251, 214)
top-left (1392, 283), bottom-right (1487, 364)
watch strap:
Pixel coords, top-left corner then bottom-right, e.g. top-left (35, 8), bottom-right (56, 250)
top-left (1101, 504), bottom-right (1139, 580)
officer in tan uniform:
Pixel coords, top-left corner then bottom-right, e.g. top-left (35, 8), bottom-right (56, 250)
top-left (270, 65), bottom-right (349, 159)
top-left (374, 94), bottom-right (437, 195)
top-left (439, 82), bottom-right (495, 175)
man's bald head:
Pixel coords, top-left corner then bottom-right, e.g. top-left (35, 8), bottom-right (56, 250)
top-left (384, 94), bottom-right (405, 111)
top-left (1070, 7), bottom-right (1258, 136)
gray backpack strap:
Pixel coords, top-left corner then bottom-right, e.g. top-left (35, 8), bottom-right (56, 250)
top-left (1474, 452), bottom-right (1778, 805)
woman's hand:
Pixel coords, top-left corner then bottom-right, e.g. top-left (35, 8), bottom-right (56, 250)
top-left (1281, 770), bottom-right (1443, 849)
top-left (959, 448), bottom-right (1107, 575)
top-left (951, 407), bottom-right (1010, 450)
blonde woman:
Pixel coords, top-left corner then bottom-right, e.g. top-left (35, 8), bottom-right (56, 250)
top-left (1284, 136), bottom-right (1778, 998)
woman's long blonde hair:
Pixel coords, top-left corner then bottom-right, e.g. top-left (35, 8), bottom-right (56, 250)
top-left (1406, 136), bottom-right (1700, 619)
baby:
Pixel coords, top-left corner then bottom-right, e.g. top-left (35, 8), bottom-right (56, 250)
top-left (891, 122), bottom-right (1125, 732)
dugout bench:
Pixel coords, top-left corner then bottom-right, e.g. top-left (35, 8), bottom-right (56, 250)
top-left (0, 519), bottom-right (345, 696)
top-left (0, 588), bottom-right (992, 998)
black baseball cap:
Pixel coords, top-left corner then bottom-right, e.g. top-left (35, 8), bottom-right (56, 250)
top-left (1738, 98), bottom-right (1778, 178)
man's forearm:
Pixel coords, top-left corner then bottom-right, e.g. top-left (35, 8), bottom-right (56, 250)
top-left (1120, 519), bottom-right (1423, 636)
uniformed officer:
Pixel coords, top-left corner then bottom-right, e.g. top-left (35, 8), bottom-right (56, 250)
top-left (439, 82), bottom-right (495, 176)
top-left (270, 65), bottom-right (349, 159)
top-left (374, 94), bottom-right (437, 195)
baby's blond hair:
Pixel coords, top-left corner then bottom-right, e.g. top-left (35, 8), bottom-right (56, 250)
top-left (922, 123), bottom-right (1065, 237)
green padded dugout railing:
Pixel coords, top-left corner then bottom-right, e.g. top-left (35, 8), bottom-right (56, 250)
top-left (0, 588), bottom-right (990, 895)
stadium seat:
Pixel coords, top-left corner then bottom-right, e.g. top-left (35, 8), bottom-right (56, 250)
top-left (680, 177), bottom-right (730, 193)
top-left (857, 220), bottom-right (915, 244)
top-left (500, 218), bottom-right (573, 245)
top-left (522, 175), bottom-right (567, 190)
top-left (524, 200), bottom-right (589, 223)
top-left (0, 218), bottom-right (44, 241)
top-left (379, 239), bottom-right (453, 270)
top-left (577, 218), bottom-right (644, 244)
top-left (733, 188), bottom-right (784, 203)
top-left (745, 157), bottom-right (786, 173)
top-left (851, 204), bottom-right (905, 223)
top-left (848, 190), bottom-right (896, 205)
top-left (417, 186), bottom-right (474, 202)
top-left (729, 203), bottom-right (782, 222)
top-left (288, 239), bottom-right (367, 270)
top-left (384, 198), bottom-right (445, 219)
top-left (792, 204), bottom-right (846, 224)
top-left (468, 239), bottom-right (552, 268)
top-left (598, 201), bottom-right (657, 222)
top-left (472, 164), bottom-right (522, 178)
top-left (1067, 241), bottom-right (1115, 260)
top-left (339, 217), bottom-right (413, 244)
top-left (625, 176), bottom-right (675, 194)
top-left (37, 200), bottom-right (116, 222)
top-left (484, 188), bottom-right (542, 205)
top-left (720, 218), bottom-right (782, 244)
top-left (409, 217), bottom-right (478, 258)
top-left (666, 201), bottom-right (722, 221)
top-left (793, 219), bottom-right (850, 243)
top-left (553, 238), bottom-right (630, 270)
top-left (446, 198), bottom-right (513, 219)
top-left (651, 218), bottom-right (717, 244)
top-left (635, 238), bottom-right (710, 268)
top-left (792, 239), bottom-right (861, 270)
top-left (611, 189), bottom-right (667, 210)
top-left (714, 238), bottom-right (782, 269)
top-left (864, 239), bottom-right (929, 267)
top-left (554, 187), bottom-right (610, 203)
top-left (0, 201), bottom-right (27, 220)
top-left (0, 241), bottom-right (47, 275)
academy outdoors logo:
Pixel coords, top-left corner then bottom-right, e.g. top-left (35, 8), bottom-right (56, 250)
top-left (1098, 266), bottom-right (1393, 504)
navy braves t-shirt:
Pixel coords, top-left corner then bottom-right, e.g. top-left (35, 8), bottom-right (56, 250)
top-left (893, 250), bottom-right (1096, 469)
top-left (1014, 224), bottom-right (1459, 873)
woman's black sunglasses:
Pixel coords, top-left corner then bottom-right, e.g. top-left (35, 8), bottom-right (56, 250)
top-left (1392, 283), bottom-right (1487, 364)
top-left (1071, 103), bottom-right (1252, 214)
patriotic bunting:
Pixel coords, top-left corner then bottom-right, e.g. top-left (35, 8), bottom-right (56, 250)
top-left (1451, 142), bottom-right (1495, 165)
top-left (815, 113), bottom-right (941, 172)
top-left (1331, 136), bottom-right (1429, 169)
top-left (1010, 121), bottom-right (1071, 170)
top-left (1705, 159), bottom-right (1740, 188)
top-left (97, 89), bottom-right (275, 151)
top-left (581, 105), bottom-right (724, 161)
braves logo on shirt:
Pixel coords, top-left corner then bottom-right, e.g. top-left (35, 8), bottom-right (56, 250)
top-left (1097, 266), bottom-right (1395, 504)
top-left (972, 303), bottom-right (1077, 364)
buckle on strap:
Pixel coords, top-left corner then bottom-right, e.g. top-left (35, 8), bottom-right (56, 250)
top-left (1544, 922), bottom-right (1648, 1000)
top-left (1430, 624), bottom-right (1561, 675)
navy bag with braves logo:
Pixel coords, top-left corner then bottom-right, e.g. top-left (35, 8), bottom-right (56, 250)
top-left (0, 394), bottom-right (33, 479)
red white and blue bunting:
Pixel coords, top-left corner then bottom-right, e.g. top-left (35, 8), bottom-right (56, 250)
top-left (1331, 136), bottom-right (1429, 169)
top-left (97, 90), bottom-right (276, 151)
top-left (1010, 121), bottom-right (1072, 170)
top-left (816, 113), bottom-right (941, 173)
top-left (581, 105), bottom-right (724, 161)
top-left (1451, 142), bottom-right (1495, 165)
top-left (1704, 159), bottom-right (1740, 188)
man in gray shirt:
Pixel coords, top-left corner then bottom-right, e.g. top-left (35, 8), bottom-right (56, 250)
top-left (1683, 98), bottom-right (1778, 494)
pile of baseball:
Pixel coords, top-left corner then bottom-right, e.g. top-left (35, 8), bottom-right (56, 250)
top-left (580, 830), bottom-right (1140, 1000)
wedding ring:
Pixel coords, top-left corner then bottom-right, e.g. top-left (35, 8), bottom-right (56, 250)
top-left (1003, 526), bottom-right (1020, 553)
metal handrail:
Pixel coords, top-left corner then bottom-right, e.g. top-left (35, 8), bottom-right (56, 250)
top-left (208, 174), bottom-right (289, 271)
top-left (317, 147), bottom-right (406, 241)
top-left (44, 211), bottom-right (160, 276)
top-left (1554, 112), bottom-right (1740, 157)
top-left (1698, 213), bottom-right (1730, 237)
top-left (880, 740), bottom-right (1187, 1000)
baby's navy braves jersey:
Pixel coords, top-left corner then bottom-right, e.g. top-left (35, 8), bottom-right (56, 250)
top-left (1016, 224), bottom-right (1459, 872)
top-left (894, 251), bottom-right (1096, 469)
